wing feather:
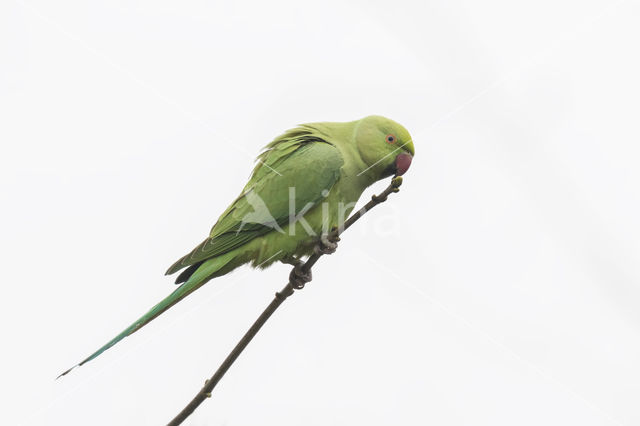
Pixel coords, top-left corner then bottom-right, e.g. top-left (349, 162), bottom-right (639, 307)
top-left (166, 129), bottom-right (343, 277)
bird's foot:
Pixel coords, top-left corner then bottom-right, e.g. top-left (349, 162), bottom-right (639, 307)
top-left (289, 263), bottom-right (312, 289)
top-left (314, 233), bottom-right (340, 255)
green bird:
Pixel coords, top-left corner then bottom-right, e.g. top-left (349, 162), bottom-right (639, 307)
top-left (59, 115), bottom-right (414, 377)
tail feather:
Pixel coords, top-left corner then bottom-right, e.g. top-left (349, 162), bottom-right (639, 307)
top-left (174, 260), bottom-right (205, 284)
top-left (58, 251), bottom-right (238, 378)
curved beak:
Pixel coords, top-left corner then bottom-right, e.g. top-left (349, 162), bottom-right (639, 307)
top-left (394, 139), bottom-right (414, 176)
top-left (394, 152), bottom-right (413, 176)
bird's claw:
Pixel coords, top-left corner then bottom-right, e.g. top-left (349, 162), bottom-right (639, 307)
top-left (289, 264), bottom-right (312, 289)
top-left (314, 234), bottom-right (339, 255)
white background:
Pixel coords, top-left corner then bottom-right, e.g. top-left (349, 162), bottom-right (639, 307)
top-left (2, 1), bottom-right (639, 425)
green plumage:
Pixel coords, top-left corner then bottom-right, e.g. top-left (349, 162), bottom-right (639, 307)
top-left (166, 138), bottom-right (343, 276)
top-left (59, 115), bottom-right (414, 377)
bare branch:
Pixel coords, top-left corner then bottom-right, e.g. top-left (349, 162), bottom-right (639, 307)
top-left (167, 176), bottom-right (404, 426)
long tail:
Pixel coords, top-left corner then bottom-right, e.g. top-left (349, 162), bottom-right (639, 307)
top-left (57, 251), bottom-right (238, 378)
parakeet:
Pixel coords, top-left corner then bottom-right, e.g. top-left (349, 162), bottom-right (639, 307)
top-left (59, 115), bottom-right (414, 377)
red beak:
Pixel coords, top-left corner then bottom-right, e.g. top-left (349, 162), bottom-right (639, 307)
top-left (394, 153), bottom-right (413, 176)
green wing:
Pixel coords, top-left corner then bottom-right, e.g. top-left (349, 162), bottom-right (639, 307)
top-left (57, 130), bottom-right (345, 378)
top-left (166, 130), bottom-right (344, 278)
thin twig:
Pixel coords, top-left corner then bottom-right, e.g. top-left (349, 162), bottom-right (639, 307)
top-left (167, 176), bottom-right (404, 426)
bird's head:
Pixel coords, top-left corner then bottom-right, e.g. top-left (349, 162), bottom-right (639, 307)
top-left (354, 115), bottom-right (415, 180)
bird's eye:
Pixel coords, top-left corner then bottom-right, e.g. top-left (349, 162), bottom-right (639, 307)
top-left (386, 134), bottom-right (396, 144)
